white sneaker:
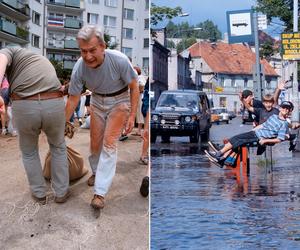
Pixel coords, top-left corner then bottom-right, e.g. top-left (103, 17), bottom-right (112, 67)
top-left (11, 130), bottom-right (17, 137)
top-left (1, 128), bottom-right (7, 135)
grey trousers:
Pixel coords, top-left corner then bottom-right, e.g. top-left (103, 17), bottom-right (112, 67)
top-left (12, 98), bottom-right (69, 198)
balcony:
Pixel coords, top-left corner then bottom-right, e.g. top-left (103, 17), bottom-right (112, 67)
top-left (47, 17), bottom-right (83, 32)
top-left (47, 0), bottom-right (84, 13)
top-left (64, 18), bottom-right (82, 29)
top-left (63, 59), bottom-right (77, 69)
top-left (64, 39), bottom-right (78, 49)
top-left (0, 19), bottom-right (29, 44)
top-left (0, 0), bottom-right (30, 21)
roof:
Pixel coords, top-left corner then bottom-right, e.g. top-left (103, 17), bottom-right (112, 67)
top-left (188, 41), bottom-right (278, 76)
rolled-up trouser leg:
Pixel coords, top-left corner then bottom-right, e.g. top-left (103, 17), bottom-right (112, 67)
top-left (94, 102), bottom-right (129, 196)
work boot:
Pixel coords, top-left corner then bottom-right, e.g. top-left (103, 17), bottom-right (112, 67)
top-left (54, 190), bottom-right (71, 203)
top-left (91, 194), bottom-right (105, 209)
top-left (140, 176), bottom-right (149, 197)
top-left (87, 174), bottom-right (95, 186)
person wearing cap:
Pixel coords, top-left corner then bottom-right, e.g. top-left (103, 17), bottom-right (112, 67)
top-left (205, 101), bottom-right (293, 167)
top-left (65, 25), bottom-right (139, 209)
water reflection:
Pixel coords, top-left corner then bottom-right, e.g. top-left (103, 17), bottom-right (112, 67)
top-left (151, 141), bottom-right (300, 249)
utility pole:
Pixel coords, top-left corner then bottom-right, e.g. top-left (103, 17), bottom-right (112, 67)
top-left (253, 10), bottom-right (262, 101)
top-left (292, 0), bottom-right (299, 122)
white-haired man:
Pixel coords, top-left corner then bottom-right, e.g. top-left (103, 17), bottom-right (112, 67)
top-left (65, 25), bottom-right (139, 209)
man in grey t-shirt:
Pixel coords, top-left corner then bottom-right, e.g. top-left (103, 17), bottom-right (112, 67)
top-left (65, 25), bottom-right (139, 209)
top-left (0, 48), bottom-right (69, 204)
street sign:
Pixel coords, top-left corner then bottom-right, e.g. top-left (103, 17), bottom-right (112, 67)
top-left (281, 32), bottom-right (300, 60)
top-left (215, 86), bottom-right (224, 93)
top-left (226, 9), bottom-right (254, 44)
top-left (257, 14), bottom-right (267, 30)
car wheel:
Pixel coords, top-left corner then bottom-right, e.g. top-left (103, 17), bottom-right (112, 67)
top-left (161, 135), bottom-right (170, 143)
top-left (190, 129), bottom-right (199, 143)
top-left (151, 133), bottom-right (157, 143)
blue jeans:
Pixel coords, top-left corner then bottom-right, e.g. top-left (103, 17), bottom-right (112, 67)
top-left (89, 91), bottom-right (130, 196)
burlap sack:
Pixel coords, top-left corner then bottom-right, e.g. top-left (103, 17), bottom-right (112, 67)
top-left (43, 146), bottom-right (88, 181)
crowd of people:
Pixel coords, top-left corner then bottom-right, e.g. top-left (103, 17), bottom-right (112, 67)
top-left (0, 24), bottom-right (149, 207)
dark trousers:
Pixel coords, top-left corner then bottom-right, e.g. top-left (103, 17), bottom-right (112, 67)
top-left (228, 131), bottom-right (258, 150)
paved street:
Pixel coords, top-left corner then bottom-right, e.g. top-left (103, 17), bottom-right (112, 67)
top-left (151, 116), bottom-right (300, 249)
top-left (0, 128), bottom-right (148, 250)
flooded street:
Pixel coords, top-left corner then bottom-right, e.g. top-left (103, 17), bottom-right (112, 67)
top-left (151, 118), bottom-right (300, 249)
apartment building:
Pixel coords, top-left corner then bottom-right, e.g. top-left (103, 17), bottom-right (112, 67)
top-left (0, 0), bottom-right (149, 73)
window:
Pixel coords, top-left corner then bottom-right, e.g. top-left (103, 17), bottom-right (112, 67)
top-left (142, 57), bottom-right (149, 74)
top-left (144, 18), bottom-right (149, 29)
top-left (145, 0), bottom-right (149, 10)
top-left (219, 97), bottom-right (226, 107)
top-left (121, 47), bottom-right (132, 58)
top-left (143, 38), bottom-right (149, 48)
top-left (104, 15), bottom-right (117, 28)
top-left (123, 8), bottom-right (134, 20)
top-left (32, 34), bottom-right (40, 48)
top-left (32, 11), bottom-right (40, 25)
top-left (123, 28), bottom-right (133, 39)
top-left (87, 13), bottom-right (99, 24)
top-left (88, 0), bottom-right (99, 3)
top-left (105, 0), bottom-right (117, 7)
top-left (244, 78), bottom-right (248, 88)
top-left (231, 78), bottom-right (236, 87)
top-left (220, 77), bottom-right (225, 87)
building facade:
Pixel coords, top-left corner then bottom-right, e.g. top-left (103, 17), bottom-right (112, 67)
top-left (0, 0), bottom-right (149, 73)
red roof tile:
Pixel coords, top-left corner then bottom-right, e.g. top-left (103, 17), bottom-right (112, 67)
top-left (188, 42), bottom-right (278, 76)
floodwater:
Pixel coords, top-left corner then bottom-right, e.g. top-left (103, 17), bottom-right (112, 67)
top-left (151, 123), bottom-right (300, 250)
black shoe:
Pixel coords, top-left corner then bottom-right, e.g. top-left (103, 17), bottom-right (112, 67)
top-left (204, 150), bottom-right (223, 168)
top-left (119, 134), bottom-right (128, 141)
top-left (208, 141), bottom-right (220, 152)
top-left (140, 176), bottom-right (149, 197)
top-left (289, 143), bottom-right (297, 151)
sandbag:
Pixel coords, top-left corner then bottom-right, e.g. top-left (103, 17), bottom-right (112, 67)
top-left (43, 146), bottom-right (88, 181)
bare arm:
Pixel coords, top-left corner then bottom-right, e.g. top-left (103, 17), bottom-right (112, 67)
top-left (65, 95), bottom-right (81, 122)
top-left (259, 138), bottom-right (281, 145)
top-left (125, 78), bottom-right (139, 134)
top-left (273, 81), bottom-right (285, 106)
top-left (242, 96), bottom-right (254, 113)
top-left (0, 54), bottom-right (8, 82)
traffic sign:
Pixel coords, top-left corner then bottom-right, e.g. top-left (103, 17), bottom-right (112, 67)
top-left (226, 9), bottom-right (254, 44)
top-left (281, 32), bottom-right (300, 60)
top-left (257, 14), bottom-right (267, 30)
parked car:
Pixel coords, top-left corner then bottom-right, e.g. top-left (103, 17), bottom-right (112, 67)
top-left (211, 112), bottom-right (220, 124)
top-left (241, 108), bottom-right (254, 124)
top-left (151, 90), bottom-right (211, 143)
top-left (228, 111), bottom-right (237, 120)
top-left (211, 107), bottom-right (230, 124)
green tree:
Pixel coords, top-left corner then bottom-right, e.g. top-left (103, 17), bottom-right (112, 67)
top-left (176, 37), bottom-right (197, 53)
top-left (256, 0), bottom-right (294, 31)
top-left (150, 3), bottom-right (182, 26)
top-left (260, 40), bottom-right (277, 61)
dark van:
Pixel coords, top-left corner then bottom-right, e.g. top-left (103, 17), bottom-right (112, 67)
top-left (151, 90), bottom-right (211, 143)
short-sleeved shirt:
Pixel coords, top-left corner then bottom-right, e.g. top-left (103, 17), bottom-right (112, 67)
top-left (69, 49), bottom-right (137, 96)
top-left (251, 99), bottom-right (265, 123)
top-left (0, 48), bottom-right (61, 97)
top-left (255, 114), bottom-right (289, 141)
top-left (253, 107), bottom-right (279, 124)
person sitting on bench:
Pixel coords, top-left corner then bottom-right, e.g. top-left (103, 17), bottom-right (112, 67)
top-left (205, 101), bottom-right (293, 166)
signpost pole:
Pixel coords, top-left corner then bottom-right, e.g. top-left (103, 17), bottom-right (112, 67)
top-left (253, 10), bottom-right (262, 101)
top-left (292, 0), bottom-right (299, 122)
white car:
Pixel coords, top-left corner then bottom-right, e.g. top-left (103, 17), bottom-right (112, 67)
top-left (211, 107), bottom-right (230, 124)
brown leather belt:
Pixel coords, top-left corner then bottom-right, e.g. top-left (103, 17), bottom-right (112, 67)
top-left (96, 86), bottom-right (128, 97)
top-left (11, 91), bottom-right (63, 101)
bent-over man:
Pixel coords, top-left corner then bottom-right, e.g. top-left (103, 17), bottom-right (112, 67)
top-left (0, 48), bottom-right (69, 204)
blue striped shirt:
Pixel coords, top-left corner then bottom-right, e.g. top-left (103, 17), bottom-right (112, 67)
top-left (255, 114), bottom-right (289, 141)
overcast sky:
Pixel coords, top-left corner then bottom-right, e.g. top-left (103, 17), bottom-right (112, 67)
top-left (152, 0), bottom-right (283, 38)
